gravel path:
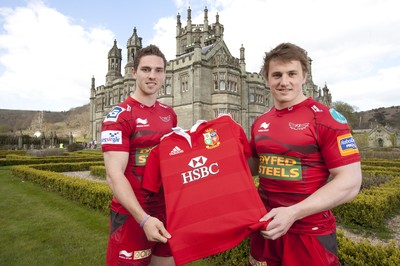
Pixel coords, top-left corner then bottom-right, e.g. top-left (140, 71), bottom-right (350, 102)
top-left (62, 171), bottom-right (106, 183)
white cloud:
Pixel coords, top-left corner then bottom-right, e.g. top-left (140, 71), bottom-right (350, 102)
top-left (331, 66), bottom-right (400, 111)
top-left (0, 1), bottom-right (114, 111)
top-left (149, 16), bottom-right (177, 60)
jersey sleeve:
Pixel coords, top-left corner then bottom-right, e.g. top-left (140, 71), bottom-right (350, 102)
top-left (317, 108), bottom-right (360, 169)
top-left (142, 146), bottom-right (162, 193)
top-left (101, 105), bottom-right (134, 153)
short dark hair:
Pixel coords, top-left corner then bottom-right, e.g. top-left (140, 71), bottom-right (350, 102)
top-left (133, 44), bottom-right (167, 70)
top-left (261, 43), bottom-right (308, 79)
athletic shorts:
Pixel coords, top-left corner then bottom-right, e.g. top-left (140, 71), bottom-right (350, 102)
top-left (106, 210), bottom-right (172, 266)
top-left (249, 231), bottom-right (339, 266)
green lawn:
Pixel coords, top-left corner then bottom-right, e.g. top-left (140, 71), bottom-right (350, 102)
top-left (0, 166), bottom-right (109, 266)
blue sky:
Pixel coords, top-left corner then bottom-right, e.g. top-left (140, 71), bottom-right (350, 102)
top-left (0, 0), bottom-right (399, 112)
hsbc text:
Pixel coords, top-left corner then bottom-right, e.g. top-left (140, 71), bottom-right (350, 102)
top-left (181, 163), bottom-right (220, 184)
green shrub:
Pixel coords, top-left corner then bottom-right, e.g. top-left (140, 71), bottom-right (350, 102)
top-left (67, 143), bottom-right (84, 152)
top-left (361, 172), bottom-right (393, 190)
top-left (334, 178), bottom-right (400, 228)
top-left (361, 150), bottom-right (400, 160)
top-left (337, 230), bottom-right (400, 265)
top-left (33, 162), bottom-right (104, 172)
top-left (10, 165), bottom-right (112, 214)
top-left (205, 238), bottom-right (249, 265)
top-left (0, 149), bottom-right (26, 158)
top-left (89, 165), bottom-right (106, 180)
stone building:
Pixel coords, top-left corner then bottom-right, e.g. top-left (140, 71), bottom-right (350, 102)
top-left (353, 125), bottom-right (399, 148)
top-left (90, 7), bottom-right (332, 142)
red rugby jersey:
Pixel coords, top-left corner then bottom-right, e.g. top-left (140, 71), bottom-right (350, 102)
top-left (142, 115), bottom-right (267, 266)
top-left (250, 97), bottom-right (361, 235)
top-left (101, 96), bottom-right (177, 214)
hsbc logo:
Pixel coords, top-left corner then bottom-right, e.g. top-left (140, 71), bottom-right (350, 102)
top-left (188, 156), bottom-right (207, 168)
top-left (182, 156), bottom-right (219, 184)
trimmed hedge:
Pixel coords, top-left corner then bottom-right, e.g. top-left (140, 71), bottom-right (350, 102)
top-left (0, 155), bottom-right (104, 166)
top-left (337, 230), bottom-right (400, 265)
top-left (90, 165), bottom-right (106, 180)
top-left (0, 149), bottom-right (26, 158)
top-left (361, 159), bottom-right (400, 168)
top-left (32, 161), bottom-right (104, 172)
top-left (10, 164), bottom-right (111, 214)
top-left (334, 172), bottom-right (400, 228)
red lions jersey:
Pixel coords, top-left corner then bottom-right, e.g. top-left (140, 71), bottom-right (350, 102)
top-left (142, 115), bottom-right (267, 266)
top-left (250, 97), bottom-right (360, 235)
top-left (101, 97), bottom-right (177, 214)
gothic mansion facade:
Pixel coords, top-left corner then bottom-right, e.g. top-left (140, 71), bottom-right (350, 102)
top-left (89, 7), bottom-right (332, 142)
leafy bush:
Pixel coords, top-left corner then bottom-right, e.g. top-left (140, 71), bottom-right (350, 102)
top-left (10, 165), bottom-right (111, 213)
top-left (205, 238), bottom-right (249, 265)
top-left (361, 149), bottom-right (400, 160)
top-left (0, 149), bottom-right (26, 158)
top-left (361, 172), bottom-right (393, 190)
top-left (67, 143), bottom-right (84, 152)
top-left (90, 166), bottom-right (106, 180)
top-left (337, 230), bottom-right (400, 265)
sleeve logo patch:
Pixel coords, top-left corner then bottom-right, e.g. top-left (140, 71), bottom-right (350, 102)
top-left (101, 130), bottom-right (122, 145)
top-left (337, 134), bottom-right (359, 156)
top-left (104, 106), bottom-right (126, 122)
top-left (329, 108), bottom-right (347, 124)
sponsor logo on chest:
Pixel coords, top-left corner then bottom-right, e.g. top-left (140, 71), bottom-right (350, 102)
top-left (136, 147), bottom-right (152, 166)
top-left (258, 122), bottom-right (270, 132)
top-left (258, 154), bottom-right (302, 181)
top-left (136, 118), bottom-right (149, 128)
top-left (181, 156), bottom-right (220, 184)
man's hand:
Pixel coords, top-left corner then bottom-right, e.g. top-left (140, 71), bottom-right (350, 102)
top-left (142, 216), bottom-right (171, 243)
top-left (259, 206), bottom-right (297, 240)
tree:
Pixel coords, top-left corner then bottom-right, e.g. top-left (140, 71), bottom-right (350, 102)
top-left (372, 111), bottom-right (386, 126)
top-left (332, 101), bottom-right (359, 129)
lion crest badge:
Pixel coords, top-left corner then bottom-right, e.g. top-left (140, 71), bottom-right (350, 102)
top-left (203, 128), bottom-right (220, 149)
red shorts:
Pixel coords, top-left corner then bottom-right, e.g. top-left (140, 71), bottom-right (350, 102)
top-left (249, 231), bottom-right (339, 266)
top-left (106, 210), bottom-right (172, 266)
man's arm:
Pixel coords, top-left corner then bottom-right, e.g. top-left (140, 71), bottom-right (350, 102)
top-left (104, 151), bottom-right (171, 243)
top-left (260, 162), bottom-right (362, 240)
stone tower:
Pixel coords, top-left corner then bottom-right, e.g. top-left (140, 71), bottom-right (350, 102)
top-left (106, 40), bottom-right (122, 85)
top-left (124, 27), bottom-right (142, 78)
